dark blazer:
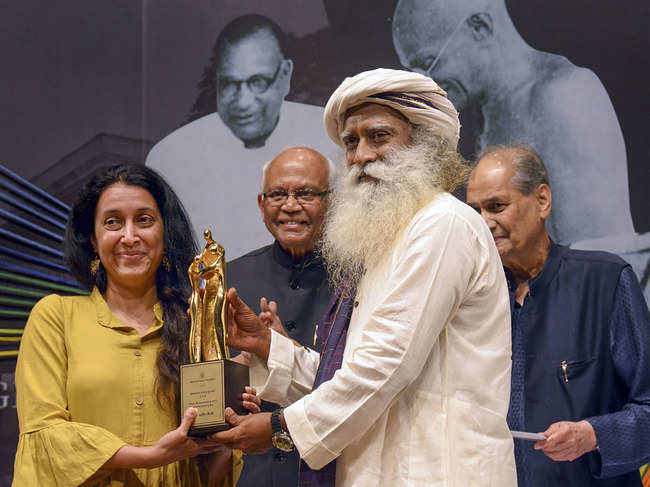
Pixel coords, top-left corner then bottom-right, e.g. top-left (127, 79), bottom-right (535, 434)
top-left (229, 241), bottom-right (332, 487)
top-left (507, 243), bottom-right (650, 487)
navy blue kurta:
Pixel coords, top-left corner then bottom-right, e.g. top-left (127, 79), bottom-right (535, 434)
top-left (228, 241), bottom-right (332, 487)
top-left (506, 242), bottom-right (650, 486)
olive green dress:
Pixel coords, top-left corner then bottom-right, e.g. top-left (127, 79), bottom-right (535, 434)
top-left (12, 288), bottom-right (242, 486)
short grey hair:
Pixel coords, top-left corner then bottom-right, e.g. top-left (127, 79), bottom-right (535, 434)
top-left (260, 151), bottom-right (338, 192)
top-left (477, 144), bottom-right (549, 195)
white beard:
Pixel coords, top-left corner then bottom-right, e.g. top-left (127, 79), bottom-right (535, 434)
top-left (320, 140), bottom-right (444, 290)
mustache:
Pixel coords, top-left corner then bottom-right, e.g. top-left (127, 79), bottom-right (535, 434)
top-left (346, 158), bottom-right (398, 184)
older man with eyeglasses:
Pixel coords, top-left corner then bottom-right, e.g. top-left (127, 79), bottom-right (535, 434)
top-left (228, 146), bottom-right (335, 487)
top-left (146, 14), bottom-right (335, 259)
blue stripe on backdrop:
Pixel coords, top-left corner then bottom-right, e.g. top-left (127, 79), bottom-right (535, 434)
top-left (0, 246), bottom-right (69, 273)
top-left (0, 192), bottom-right (67, 231)
top-left (0, 262), bottom-right (81, 289)
top-left (0, 165), bottom-right (70, 213)
top-left (0, 175), bottom-right (69, 221)
top-left (0, 163), bottom-right (75, 487)
top-left (0, 209), bottom-right (63, 242)
top-left (0, 228), bottom-right (64, 258)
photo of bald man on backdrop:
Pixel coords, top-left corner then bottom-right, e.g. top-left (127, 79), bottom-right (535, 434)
top-left (392, 0), bottom-right (650, 300)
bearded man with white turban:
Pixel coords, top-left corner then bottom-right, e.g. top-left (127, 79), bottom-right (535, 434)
top-left (214, 68), bottom-right (517, 487)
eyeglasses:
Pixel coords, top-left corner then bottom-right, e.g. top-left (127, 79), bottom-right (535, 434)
top-left (262, 189), bottom-right (330, 207)
top-left (425, 15), bottom-right (469, 77)
top-left (217, 61), bottom-right (284, 99)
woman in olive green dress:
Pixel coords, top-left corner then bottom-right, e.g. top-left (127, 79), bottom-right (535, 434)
top-left (13, 165), bottom-right (258, 486)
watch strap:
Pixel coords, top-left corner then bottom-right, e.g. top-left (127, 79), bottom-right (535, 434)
top-left (271, 408), bottom-right (284, 434)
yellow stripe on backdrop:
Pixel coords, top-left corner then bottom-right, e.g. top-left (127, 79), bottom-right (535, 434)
top-left (641, 464), bottom-right (649, 487)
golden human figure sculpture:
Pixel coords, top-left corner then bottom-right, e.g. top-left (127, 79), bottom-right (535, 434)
top-left (188, 229), bottom-right (229, 363)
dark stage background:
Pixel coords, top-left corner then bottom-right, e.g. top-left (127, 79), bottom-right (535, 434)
top-left (1, 1), bottom-right (648, 484)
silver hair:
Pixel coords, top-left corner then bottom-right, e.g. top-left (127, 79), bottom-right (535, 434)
top-left (412, 126), bottom-right (469, 193)
top-left (477, 144), bottom-right (549, 195)
top-left (260, 149), bottom-right (337, 192)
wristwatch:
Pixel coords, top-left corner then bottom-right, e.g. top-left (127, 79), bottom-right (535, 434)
top-left (270, 408), bottom-right (294, 452)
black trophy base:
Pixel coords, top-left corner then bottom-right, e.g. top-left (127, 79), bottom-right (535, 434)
top-left (180, 359), bottom-right (250, 437)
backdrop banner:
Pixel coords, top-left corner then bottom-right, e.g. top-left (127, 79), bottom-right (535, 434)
top-left (1, 1), bottom-right (648, 485)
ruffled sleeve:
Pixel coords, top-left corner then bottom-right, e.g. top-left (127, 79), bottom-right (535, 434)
top-left (14, 422), bottom-right (125, 486)
top-left (12, 295), bottom-right (126, 486)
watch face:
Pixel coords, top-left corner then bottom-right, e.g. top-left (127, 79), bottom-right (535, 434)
top-left (272, 432), bottom-right (294, 452)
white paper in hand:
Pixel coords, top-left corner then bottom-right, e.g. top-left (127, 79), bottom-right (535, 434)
top-left (511, 430), bottom-right (546, 441)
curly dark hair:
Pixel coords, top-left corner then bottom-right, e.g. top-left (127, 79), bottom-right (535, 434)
top-left (65, 164), bottom-right (197, 413)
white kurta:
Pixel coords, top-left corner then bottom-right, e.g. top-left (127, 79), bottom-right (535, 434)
top-left (251, 193), bottom-right (517, 487)
top-left (146, 101), bottom-right (338, 259)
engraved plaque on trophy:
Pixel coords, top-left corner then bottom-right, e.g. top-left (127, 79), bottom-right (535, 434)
top-left (180, 229), bottom-right (249, 436)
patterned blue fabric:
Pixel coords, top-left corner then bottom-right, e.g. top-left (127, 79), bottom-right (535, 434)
top-left (587, 267), bottom-right (650, 478)
top-left (506, 243), bottom-right (650, 487)
top-left (299, 284), bottom-right (355, 487)
top-left (507, 304), bottom-right (530, 486)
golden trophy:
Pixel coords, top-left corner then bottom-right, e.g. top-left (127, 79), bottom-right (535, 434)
top-left (180, 229), bottom-right (249, 436)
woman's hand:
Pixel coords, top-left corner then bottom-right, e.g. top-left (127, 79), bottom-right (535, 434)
top-left (103, 408), bottom-right (224, 469)
top-left (148, 408), bottom-right (224, 467)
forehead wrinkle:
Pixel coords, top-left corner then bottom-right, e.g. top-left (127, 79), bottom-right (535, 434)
top-left (479, 196), bottom-right (503, 206)
top-left (265, 172), bottom-right (318, 188)
top-left (265, 166), bottom-right (328, 192)
top-left (219, 29), bottom-right (281, 62)
top-left (368, 122), bottom-right (399, 132)
top-left (342, 122), bottom-right (404, 138)
top-left (340, 128), bottom-right (353, 140)
top-left (98, 206), bottom-right (157, 217)
top-left (217, 35), bottom-right (282, 77)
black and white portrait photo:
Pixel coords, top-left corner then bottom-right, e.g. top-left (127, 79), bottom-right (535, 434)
top-left (0, 0), bottom-right (648, 481)
top-left (146, 13), bottom-right (336, 259)
top-left (391, 0), bottom-right (650, 299)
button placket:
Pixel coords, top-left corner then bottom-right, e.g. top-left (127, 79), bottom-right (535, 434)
top-left (132, 336), bottom-right (145, 444)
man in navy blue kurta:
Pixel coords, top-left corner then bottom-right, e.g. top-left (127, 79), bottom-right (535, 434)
top-left (467, 145), bottom-right (650, 487)
top-left (229, 146), bottom-right (333, 487)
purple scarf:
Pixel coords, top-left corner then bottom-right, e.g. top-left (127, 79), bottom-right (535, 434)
top-left (298, 284), bottom-right (355, 487)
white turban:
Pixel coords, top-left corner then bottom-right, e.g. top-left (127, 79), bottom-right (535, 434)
top-left (324, 68), bottom-right (460, 148)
